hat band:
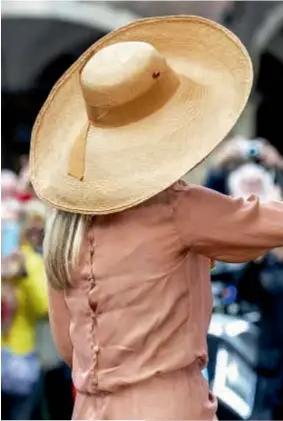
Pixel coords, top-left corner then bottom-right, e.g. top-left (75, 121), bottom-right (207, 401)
top-left (68, 69), bottom-right (180, 181)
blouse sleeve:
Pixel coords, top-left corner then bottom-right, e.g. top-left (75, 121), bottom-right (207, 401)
top-left (170, 182), bottom-right (283, 262)
top-left (48, 284), bottom-right (73, 367)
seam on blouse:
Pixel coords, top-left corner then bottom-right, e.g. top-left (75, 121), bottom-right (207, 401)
top-left (167, 184), bottom-right (216, 268)
top-left (166, 186), bottom-right (193, 327)
top-left (88, 221), bottom-right (99, 391)
top-left (165, 185), bottom-right (190, 253)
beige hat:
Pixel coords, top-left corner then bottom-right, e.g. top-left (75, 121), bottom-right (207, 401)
top-left (30, 15), bottom-right (253, 214)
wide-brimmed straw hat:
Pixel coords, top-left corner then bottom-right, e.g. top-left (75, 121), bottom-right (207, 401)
top-left (30, 15), bottom-right (253, 214)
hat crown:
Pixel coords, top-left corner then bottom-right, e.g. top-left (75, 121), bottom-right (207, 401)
top-left (80, 41), bottom-right (168, 108)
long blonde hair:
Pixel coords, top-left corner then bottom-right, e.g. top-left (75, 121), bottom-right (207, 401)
top-left (43, 208), bottom-right (89, 290)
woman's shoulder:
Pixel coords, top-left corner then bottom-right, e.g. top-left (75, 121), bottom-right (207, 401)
top-left (169, 179), bottom-right (190, 192)
top-left (168, 179), bottom-right (212, 198)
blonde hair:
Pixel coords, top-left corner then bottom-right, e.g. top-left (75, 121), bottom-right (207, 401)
top-left (43, 208), bottom-right (89, 290)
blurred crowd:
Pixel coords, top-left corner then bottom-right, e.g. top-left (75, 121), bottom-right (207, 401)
top-left (206, 136), bottom-right (283, 420)
top-left (1, 137), bottom-right (283, 420)
top-left (1, 159), bottom-right (74, 420)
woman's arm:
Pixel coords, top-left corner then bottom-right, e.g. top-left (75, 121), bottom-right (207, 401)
top-left (48, 284), bottom-right (73, 367)
top-left (171, 182), bottom-right (283, 262)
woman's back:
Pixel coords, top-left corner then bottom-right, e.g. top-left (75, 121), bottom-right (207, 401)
top-left (47, 180), bottom-right (283, 419)
top-left (66, 185), bottom-right (212, 394)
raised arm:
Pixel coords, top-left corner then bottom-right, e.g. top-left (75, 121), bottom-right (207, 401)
top-left (170, 182), bottom-right (283, 262)
top-left (48, 284), bottom-right (73, 367)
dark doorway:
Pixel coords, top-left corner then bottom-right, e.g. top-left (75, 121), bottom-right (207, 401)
top-left (255, 29), bottom-right (283, 155)
top-left (2, 34), bottom-right (106, 170)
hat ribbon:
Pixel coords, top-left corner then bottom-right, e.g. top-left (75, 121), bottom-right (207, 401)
top-left (68, 71), bottom-right (180, 181)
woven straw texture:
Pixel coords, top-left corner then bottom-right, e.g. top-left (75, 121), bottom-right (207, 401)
top-left (30, 15), bottom-right (253, 214)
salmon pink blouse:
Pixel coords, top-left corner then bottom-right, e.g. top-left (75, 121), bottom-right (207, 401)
top-left (48, 181), bottom-right (283, 394)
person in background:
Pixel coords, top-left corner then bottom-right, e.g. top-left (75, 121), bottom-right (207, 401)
top-left (1, 201), bottom-right (48, 420)
top-left (227, 160), bottom-right (282, 203)
top-left (1, 164), bottom-right (34, 204)
top-left (17, 155), bottom-right (35, 203)
top-left (204, 136), bottom-right (283, 194)
top-left (1, 253), bottom-right (25, 343)
top-left (233, 170), bottom-right (283, 420)
top-left (205, 139), bottom-right (283, 419)
top-left (2, 199), bottom-right (21, 259)
top-left (20, 198), bottom-right (74, 420)
top-left (1, 200), bottom-right (22, 352)
top-left (1, 170), bottom-right (19, 201)
top-left (1, 169), bottom-right (73, 419)
top-left (21, 200), bottom-right (46, 254)
top-left (240, 245), bottom-right (283, 420)
top-left (1, 171), bottom-right (21, 260)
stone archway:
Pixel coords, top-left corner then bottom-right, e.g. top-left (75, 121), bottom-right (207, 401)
top-left (1, 0), bottom-right (139, 92)
top-left (1, 1), bottom-right (140, 168)
top-left (253, 13), bottom-right (283, 154)
top-left (223, 1), bottom-right (283, 142)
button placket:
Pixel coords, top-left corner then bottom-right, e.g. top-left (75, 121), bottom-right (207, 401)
top-left (88, 230), bottom-right (100, 391)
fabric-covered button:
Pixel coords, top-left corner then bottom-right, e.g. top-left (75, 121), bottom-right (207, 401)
top-left (90, 301), bottom-right (98, 312)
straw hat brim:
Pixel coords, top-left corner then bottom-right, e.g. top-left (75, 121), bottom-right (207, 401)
top-left (30, 16), bottom-right (253, 214)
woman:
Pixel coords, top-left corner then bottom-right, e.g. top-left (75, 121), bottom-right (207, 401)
top-left (29, 16), bottom-right (283, 420)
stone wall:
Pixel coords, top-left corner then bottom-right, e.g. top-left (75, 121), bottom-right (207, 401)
top-left (112, 1), bottom-right (231, 21)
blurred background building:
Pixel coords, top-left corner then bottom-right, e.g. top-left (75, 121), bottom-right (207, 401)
top-left (2, 1), bottom-right (283, 173)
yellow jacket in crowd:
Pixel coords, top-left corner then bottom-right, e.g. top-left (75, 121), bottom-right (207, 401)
top-left (2, 244), bottom-right (48, 354)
